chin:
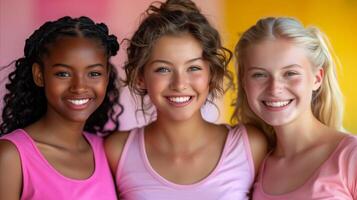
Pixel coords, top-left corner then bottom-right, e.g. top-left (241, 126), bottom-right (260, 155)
top-left (260, 115), bottom-right (295, 127)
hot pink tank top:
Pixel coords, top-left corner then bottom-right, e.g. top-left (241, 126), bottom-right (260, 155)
top-left (0, 129), bottom-right (117, 200)
top-left (116, 125), bottom-right (255, 200)
top-left (252, 135), bottom-right (357, 200)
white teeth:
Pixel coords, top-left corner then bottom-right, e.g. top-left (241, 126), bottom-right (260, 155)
top-left (68, 99), bottom-right (89, 105)
top-left (168, 96), bottom-right (191, 103)
top-left (264, 100), bottom-right (290, 107)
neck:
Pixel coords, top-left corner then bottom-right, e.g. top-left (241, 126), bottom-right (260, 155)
top-left (29, 113), bottom-right (87, 150)
top-left (147, 112), bottom-right (212, 153)
top-left (273, 111), bottom-right (329, 157)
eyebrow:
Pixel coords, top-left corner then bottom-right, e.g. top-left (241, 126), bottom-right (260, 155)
top-left (247, 64), bottom-right (302, 71)
top-left (148, 57), bottom-right (204, 65)
top-left (51, 63), bottom-right (105, 68)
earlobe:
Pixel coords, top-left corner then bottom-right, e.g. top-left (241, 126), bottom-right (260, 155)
top-left (313, 67), bottom-right (324, 91)
top-left (32, 63), bottom-right (44, 87)
top-left (137, 75), bottom-right (146, 91)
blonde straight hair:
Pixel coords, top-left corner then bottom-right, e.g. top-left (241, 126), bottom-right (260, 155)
top-left (232, 17), bottom-right (344, 148)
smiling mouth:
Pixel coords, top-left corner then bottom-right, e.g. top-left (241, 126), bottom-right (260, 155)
top-left (167, 96), bottom-right (192, 104)
top-left (263, 99), bottom-right (293, 108)
top-left (67, 98), bottom-right (90, 106)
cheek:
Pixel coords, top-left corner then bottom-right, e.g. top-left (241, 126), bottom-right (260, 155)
top-left (145, 75), bottom-right (168, 94)
top-left (243, 79), bottom-right (261, 100)
top-left (191, 73), bottom-right (210, 90)
top-left (191, 76), bottom-right (210, 93)
top-left (91, 79), bottom-right (109, 97)
top-left (44, 78), bottom-right (66, 95)
top-left (289, 78), bottom-right (312, 97)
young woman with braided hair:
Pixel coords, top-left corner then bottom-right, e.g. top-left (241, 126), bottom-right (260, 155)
top-left (0, 16), bottom-right (122, 199)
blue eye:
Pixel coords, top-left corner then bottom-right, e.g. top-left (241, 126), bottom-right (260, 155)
top-left (285, 71), bottom-right (299, 77)
top-left (188, 66), bottom-right (202, 71)
top-left (55, 72), bottom-right (70, 77)
top-left (155, 67), bottom-right (170, 73)
top-left (251, 73), bottom-right (267, 78)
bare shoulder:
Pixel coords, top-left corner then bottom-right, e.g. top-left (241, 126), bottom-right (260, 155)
top-left (244, 124), bottom-right (268, 175)
top-left (104, 130), bottom-right (130, 174)
top-left (0, 140), bottom-right (22, 199)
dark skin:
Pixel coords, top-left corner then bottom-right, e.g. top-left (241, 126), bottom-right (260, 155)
top-left (0, 36), bottom-right (109, 199)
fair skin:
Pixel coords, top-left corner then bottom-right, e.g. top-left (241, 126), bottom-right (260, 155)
top-left (105, 33), bottom-right (267, 186)
top-left (243, 38), bottom-right (346, 195)
top-left (0, 37), bottom-right (109, 199)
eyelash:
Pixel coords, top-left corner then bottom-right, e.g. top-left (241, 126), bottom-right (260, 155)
top-left (54, 71), bottom-right (102, 78)
top-left (188, 66), bottom-right (202, 71)
top-left (251, 72), bottom-right (267, 78)
top-left (285, 71), bottom-right (299, 77)
top-left (55, 72), bottom-right (70, 77)
top-left (155, 67), bottom-right (170, 73)
top-left (89, 71), bottom-right (102, 77)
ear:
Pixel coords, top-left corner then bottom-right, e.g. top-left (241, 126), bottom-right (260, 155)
top-left (32, 63), bottom-right (44, 87)
top-left (312, 67), bottom-right (324, 91)
top-left (136, 73), bottom-right (146, 91)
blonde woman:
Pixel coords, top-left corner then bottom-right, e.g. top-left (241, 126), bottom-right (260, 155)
top-left (233, 17), bottom-right (356, 199)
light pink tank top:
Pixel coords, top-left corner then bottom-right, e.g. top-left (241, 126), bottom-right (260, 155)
top-left (253, 135), bottom-right (357, 200)
top-left (116, 125), bottom-right (255, 200)
top-left (0, 129), bottom-right (117, 200)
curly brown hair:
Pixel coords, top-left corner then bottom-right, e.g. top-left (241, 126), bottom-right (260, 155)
top-left (123, 0), bottom-right (233, 118)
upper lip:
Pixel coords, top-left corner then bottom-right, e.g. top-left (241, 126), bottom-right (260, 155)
top-left (65, 96), bottom-right (93, 100)
top-left (262, 97), bottom-right (293, 102)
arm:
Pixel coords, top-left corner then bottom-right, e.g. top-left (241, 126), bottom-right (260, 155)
top-left (245, 125), bottom-right (268, 176)
top-left (104, 131), bottom-right (130, 176)
top-left (346, 141), bottom-right (357, 199)
top-left (0, 140), bottom-right (22, 200)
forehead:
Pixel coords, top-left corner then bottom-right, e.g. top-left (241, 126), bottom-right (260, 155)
top-left (43, 37), bottom-right (106, 63)
top-left (244, 38), bottom-right (312, 70)
top-left (149, 33), bottom-right (203, 62)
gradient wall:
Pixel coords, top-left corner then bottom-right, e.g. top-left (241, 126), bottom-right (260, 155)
top-left (0, 0), bottom-right (356, 133)
top-left (222, 0), bottom-right (357, 133)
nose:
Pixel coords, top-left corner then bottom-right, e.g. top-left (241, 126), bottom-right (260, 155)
top-left (170, 72), bottom-right (188, 91)
top-left (69, 75), bottom-right (88, 93)
top-left (267, 76), bottom-right (284, 95)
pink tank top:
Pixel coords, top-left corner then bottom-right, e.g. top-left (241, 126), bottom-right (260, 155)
top-left (253, 135), bottom-right (357, 200)
top-left (0, 129), bottom-right (117, 200)
top-left (116, 125), bottom-right (255, 200)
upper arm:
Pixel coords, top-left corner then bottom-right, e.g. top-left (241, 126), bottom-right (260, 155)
top-left (104, 131), bottom-right (130, 175)
top-left (346, 143), bottom-right (357, 199)
top-left (0, 140), bottom-right (22, 200)
top-left (245, 125), bottom-right (268, 176)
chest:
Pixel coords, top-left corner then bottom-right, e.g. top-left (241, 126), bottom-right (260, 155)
top-left (261, 147), bottom-right (337, 195)
top-left (147, 144), bottom-right (223, 185)
top-left (37, 143), bottom-right (95, 180)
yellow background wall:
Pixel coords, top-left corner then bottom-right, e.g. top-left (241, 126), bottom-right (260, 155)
top-left (222, 0), bottom-right (357, 133)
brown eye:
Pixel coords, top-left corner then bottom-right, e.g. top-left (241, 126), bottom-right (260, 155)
top-left (89, 71), bottom-right (102, 77)
top-left (55, 72), bottom-right (70, 77)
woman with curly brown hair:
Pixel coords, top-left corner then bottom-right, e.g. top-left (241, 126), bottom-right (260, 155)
top-left (105, 0), bottom-right (267, 199)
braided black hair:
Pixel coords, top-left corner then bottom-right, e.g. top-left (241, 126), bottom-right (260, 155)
top-left (0, 16), bottom-right (123, 135)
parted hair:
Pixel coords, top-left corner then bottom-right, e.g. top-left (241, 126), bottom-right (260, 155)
top-left (0, 16), bottom-right (123, 135)
top-left (232, 17), bottom-right (344, 148)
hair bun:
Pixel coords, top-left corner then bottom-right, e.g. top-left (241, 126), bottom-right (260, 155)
top-left (159, 0), bottom-right (200, 14)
